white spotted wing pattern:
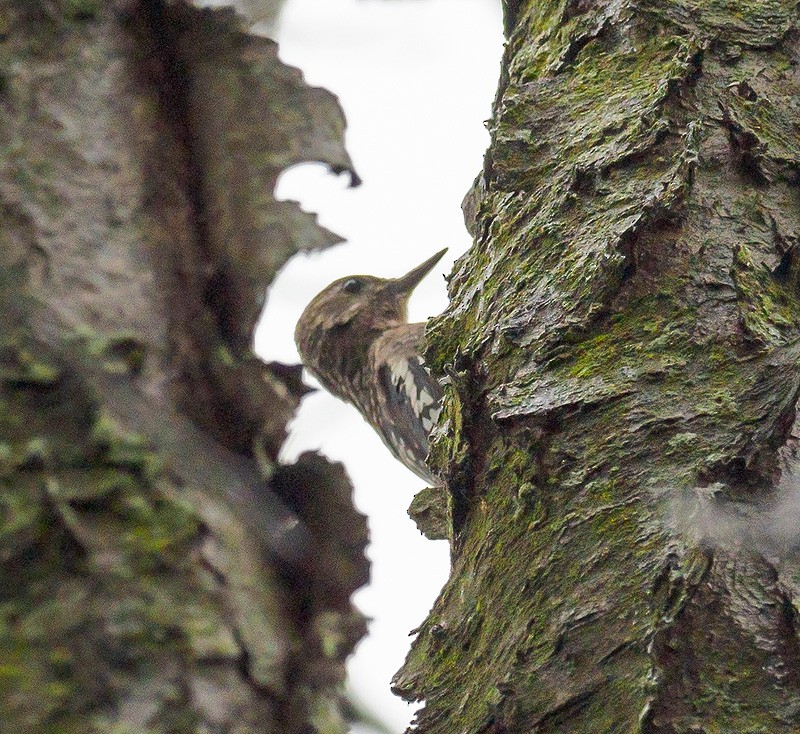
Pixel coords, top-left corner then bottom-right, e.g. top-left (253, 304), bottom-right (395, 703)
top-left (368, 324), bottom-right (443, 484)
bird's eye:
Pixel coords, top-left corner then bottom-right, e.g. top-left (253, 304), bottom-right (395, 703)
top-left (342, 278), bottom-right (364, 294)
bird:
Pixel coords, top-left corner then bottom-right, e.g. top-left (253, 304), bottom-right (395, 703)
top-left (294, 249), bottom-right (447, 485)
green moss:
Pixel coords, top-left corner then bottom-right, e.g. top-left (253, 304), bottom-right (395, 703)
top-left (560, 296), bottom-right (689, 380)
top-left (46, 467), bottom-right (138, 502)
top-left (0, 329), bottom-right (217, 729)
top-left (90, 411), bottom-right (152, 469)
top-left (408, 485), bottom-right (450, 540)
top-left (410, 0), bottom-right (800, 728)
top-left (0, 354), bottom-right (61, 386)
top-left (641, 0), bottom-right (799, 47)
top-left (72, 329), bottom-right (147, 376)
top-left (733, 243), bottom-right (800, 343)
top-left (114, 491), bottom-right (200, 565)
top-left (216, 343), bottom-right (236, 367)
top-left (667, 432), bottom-right (700, 453)
top-left (62, 0), bottom-right (100, 21)
top-left (407, 453), bottom-right (665, 730)
top-left (0, 442), bottom-right (12, 466)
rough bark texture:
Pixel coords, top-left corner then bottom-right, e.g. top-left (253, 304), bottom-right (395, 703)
top-left (0, 2), bottom-right (368, 733)
top-left (396, 1), bottom-right (800, 732)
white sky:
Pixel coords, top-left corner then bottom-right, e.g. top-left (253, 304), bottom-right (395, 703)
top-left (254, 0), bottom-right (503, 730)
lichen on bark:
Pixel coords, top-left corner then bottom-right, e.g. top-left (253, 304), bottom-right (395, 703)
top-left (397, 1), bottom-right (800, 732)
top-left (0, 2), bottom-right (368, 732)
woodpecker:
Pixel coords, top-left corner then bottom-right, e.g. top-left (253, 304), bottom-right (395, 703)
top-left (295, 249), bottom-right (447, 485)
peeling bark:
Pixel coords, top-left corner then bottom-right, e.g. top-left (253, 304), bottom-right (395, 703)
top-left (398, 1), bottom-right (800, 732)
top-left (0, 2), bottom-right (367, 732)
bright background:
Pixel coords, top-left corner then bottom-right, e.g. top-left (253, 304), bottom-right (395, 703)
top-left (254, 1), bottom-right (503, 730)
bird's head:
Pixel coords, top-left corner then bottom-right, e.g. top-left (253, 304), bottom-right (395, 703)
top-left (295, 248), bottom-right (447, 396)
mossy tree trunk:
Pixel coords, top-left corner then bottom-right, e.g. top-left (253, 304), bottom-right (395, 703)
top-left (396, 1), bottom-right (800, 732)
top-left (0, 2), bottom-right (368, 733)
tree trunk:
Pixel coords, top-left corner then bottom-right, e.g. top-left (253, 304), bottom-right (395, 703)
top-left (0, 2), bottom-right (368, 732)
top-left (396, 1), bottom-right (800, 732)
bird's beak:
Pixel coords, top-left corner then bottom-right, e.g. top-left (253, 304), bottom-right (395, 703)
top-left (386, 248), bottom-right (448, 296)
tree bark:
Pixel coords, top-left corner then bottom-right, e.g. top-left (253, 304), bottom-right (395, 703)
top-left (0, 2), bottom-right (368, 732)
top-left (396, 1), bottom-right (800, 732)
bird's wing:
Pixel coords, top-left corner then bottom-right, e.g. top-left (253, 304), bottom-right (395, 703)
top-left (370, 325), bottom-right (443, 483)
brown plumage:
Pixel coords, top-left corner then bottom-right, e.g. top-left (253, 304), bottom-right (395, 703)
top-left (294, 250), bottom-right (446, 484)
